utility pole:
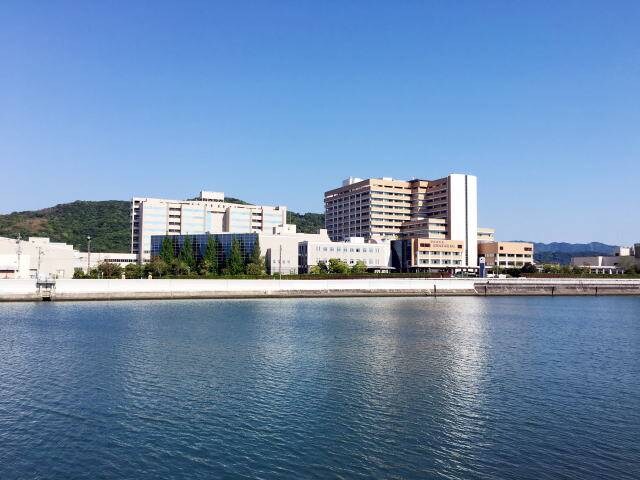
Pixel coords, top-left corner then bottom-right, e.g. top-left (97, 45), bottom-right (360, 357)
top-left (279, 244), bottom-right (282, 279)
top-left (15, 234), bottom-right (22, 278)
top-left (87, 235), bottom-right (92, 273)
top-left (37, 247), bottom-right (44, 279)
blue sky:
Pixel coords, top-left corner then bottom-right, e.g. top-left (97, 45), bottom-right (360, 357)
top-left (1, 1), bottom-right (638, 244)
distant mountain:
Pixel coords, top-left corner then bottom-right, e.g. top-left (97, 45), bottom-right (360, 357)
top-left (532, 242), bottom-right (617, 255)
top-left (0, 200), bottom-right (326, 253)
top-left (518, 242), bottom-right (618, 265)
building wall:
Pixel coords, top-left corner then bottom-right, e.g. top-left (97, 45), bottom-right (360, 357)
top-left (132, 191), bottom-right (287, 262)
top-left (298, 238), bottom-right (391, 273)
top-left (448, 174), bottom-right (478, 268)
top-left (150, 231), bottom-right (332, 275)
top-left (258, 230), bottom-right (330, 275)
top-left (0, 237), bottom-right (79, 279)
top-left (76, 252), bottom-right (138, 271)
top-left (391, 238), bottom-right (467, 272)
top-left (478, 242), bottom-right (534, 269)
top-left (324, 174), bottom-right (478, 268)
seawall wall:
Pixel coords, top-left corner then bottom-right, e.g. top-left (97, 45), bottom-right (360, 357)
top-left (0, 278), bottom-right (639, 301)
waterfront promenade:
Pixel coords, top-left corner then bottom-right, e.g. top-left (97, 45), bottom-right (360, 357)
top-left (1, 278), bottom-right (639, 301)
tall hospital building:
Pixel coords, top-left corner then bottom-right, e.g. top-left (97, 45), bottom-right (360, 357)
top-left (324, 174), bottom-right (481, 268)
top-left (131, 191), bottom-right (287, 262)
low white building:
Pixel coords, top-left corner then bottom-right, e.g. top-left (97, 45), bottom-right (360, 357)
top-left (298, 237), bottom-right (391, 273)
top-left (0, 237), bottom-right (78, 279)
top-left (572, 245), bottom-right (639, 274)
top-left (0, 236), bottom-right (139, 279)
top-left (571, 255), bottom-right (637, 274)
top-left (258, 226), bottom-right (332, 275)
top-left (76, 252), bottom-right (138, 272)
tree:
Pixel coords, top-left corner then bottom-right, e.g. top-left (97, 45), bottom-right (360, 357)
top-left (124, 263), bottom-right (144, 278)
top-left (178, 235), bottom-right (195, 272)
top-left (617, 257), bottom-right (637, 273)
top-left (145, 257), bottom-right (167, 277)
top-left (73, 268), bottom-right (86, 279)
top-left (160, 237), bottom-right (175, 264)
top-left (350, 260), bottom-right (367, 274)
top-left (315, 261), bottom-right (329, 274)
top-left (328, 258), bottom-right (350, 274)
top-left (520, 263), bottom-right (537, 274)
top-left (199, 235), bottom-right (220, 275)
top-left (97, 261), bottom-right (123, 279)
top-left (245, 239), bottom-right (265, 275)
top-left (170, 259), bottom-right (190, 276)
top-left (226, 238), bottom-right (245, 275)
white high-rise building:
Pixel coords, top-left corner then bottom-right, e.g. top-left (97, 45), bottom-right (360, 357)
top-left (131, 190), bottom-right (287, 262)
top-left (324, 174), bottom-right (479, 268)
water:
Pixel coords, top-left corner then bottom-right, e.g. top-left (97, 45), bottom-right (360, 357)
top-left (0, 297), bottom-right (639, 480)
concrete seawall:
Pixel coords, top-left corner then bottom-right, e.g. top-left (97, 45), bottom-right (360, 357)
top-left (1, 278), bottom-right (639, 301)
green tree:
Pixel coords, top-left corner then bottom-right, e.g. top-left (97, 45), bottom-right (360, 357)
top-left (170, 259), bottom-right (190, 276)
top-left (245, 239), bottom-right (265, 275)
top-left (97, 261), bottom-right (123, 279)
top-left (160, 237), bottom-right (175, 264)
top-left (145, 257), bottom-right (167, 278)
top-left (199, 235), bottom-right (220, 275)
top-left (350, 260), bottom-right (367, 274)
top-left (226, 238), bottom-right (245, 275)
top-left (124, 263), bottom-right (144, 278)
top-left (328, 258), bottom-right (350, 274)
top-left (309, 265), bottom-right (322, 274)
top-left (315, 261), bottom-right (329, 274)
top-left (178, 236), bottom-right (196, 272)
top-left (73, 268), bottom-right (86, 279)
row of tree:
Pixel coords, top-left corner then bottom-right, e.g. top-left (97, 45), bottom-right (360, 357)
top-left (74, 236), bottom-right (266, 278)
top-left (309, 258), bottom-right (368, 274)
top-left (153, 236), bottom-right (266, 276)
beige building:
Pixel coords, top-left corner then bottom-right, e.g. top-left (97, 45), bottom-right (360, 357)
top-left (298, 237), bottom-right (391, 273)
top-left (324, 174), bottom-right (479, 268)
top-left (478, 242), bottom-right (534, 271)
top-left (391, 238), bottom-right (467, 272)
top-left (132, 190), bottom-right (287, 262)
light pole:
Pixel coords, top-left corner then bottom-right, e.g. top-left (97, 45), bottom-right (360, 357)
top-left (87, 235), bottom-right (92, 273)
top-left (15, 234), bottom-right (22, 278)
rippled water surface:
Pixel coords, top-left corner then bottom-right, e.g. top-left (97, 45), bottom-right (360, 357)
top-left (1, 297), bottom-right (639, 479)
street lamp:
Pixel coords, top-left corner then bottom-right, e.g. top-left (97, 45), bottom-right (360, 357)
top-left (87, 235), bottom-right (92, 273)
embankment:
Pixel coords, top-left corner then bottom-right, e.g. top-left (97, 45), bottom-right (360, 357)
top-left (1, 278), bottom-right (639, 301)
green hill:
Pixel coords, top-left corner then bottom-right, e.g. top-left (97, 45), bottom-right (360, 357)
top-left (287, 211), bottom-right (325, 234)
top-left (0, 200), bottom-right (326, 253)
top-left (0, 200), bottom-right (131, 252)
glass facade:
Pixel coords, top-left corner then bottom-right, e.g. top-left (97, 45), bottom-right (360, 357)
top-left (150, 233), bottom-right (258, 265)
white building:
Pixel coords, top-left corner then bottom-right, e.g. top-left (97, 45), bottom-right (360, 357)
top-left (256, 226), bottom-right (332, 275)
top-left (0, 237), bottom-right (78, 279)
top-left (76, 252), bottom-right (138, 272)
top-left (132, 190), bottom-right (288, 262)
top-left (298, 237), bottom-right (391, 273)
top-left (324, 174), bottom-right (479, 269)
top-left (572, 246), bottom-right (639, 274)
